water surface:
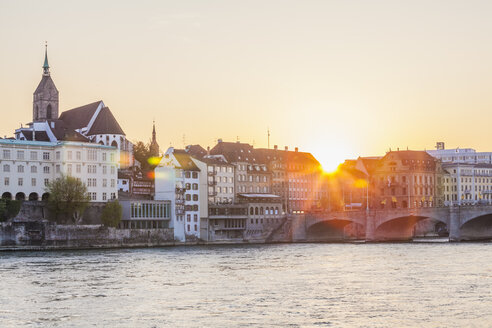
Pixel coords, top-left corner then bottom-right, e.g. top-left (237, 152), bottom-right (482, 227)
top-left (0, 243), bottom-right (491, 327)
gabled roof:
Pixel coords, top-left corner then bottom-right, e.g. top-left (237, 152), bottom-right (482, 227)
top-left (87, 107), bottom-right (125, 136)
top-left (59, 101), bottom-right (102, 130)
top-left (174, 151), bottom-right (200, 171)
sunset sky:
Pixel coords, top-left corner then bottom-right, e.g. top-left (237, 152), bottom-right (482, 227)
top-left (2, 0), bottom-right (492, 170)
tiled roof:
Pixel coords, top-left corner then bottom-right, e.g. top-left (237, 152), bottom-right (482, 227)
top-left (210, 141), bottom-right (267, 164)
top-left (87, 107), bottom-right (125, 136)
top-left (185, 144), bottom-right (207, 158)
top-left (58, 101), bottom-right (102, 130)
top-left (48, 120), bottom-right (90, 142)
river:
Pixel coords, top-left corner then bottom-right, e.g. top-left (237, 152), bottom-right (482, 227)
top-left (0, 243), bottom-right (491, 327)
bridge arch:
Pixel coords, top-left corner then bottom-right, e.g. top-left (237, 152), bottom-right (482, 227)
top-left (460, 214), bottom-right (492, 240)
top-left (374, 215), bottom-right (447, 241)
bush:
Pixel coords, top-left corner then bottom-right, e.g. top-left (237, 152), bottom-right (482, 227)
top-left (101, 200), bottom-right (122, 228)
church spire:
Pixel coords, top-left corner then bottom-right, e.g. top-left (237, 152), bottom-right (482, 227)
top-left (43, 42), bottom-right (50, 76)
top-left (152, 120), bottom-right (156, 142)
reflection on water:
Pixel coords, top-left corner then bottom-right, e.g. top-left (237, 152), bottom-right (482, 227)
top-left (0, 243), bottom-right (491, 327)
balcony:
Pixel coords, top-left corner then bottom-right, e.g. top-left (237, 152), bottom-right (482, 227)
top-left (208, 171), bottom-right (215, 176)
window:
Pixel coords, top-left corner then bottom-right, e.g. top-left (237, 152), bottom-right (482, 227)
top-left (87, 149), bottom-right (97, 161)
top-left (3, 150), bottom-right (10, 159)
top-left (31, 178), bottom-right (36, 187)
top-left (186, 194), bottom-right (191, 201)
top-left (192, 183), bottom-right (198, 190)
top-left (43, 152), bottom-right (50, 160)
top-left (110, 166), bottom-right (115, 175)
top-left (102, 193), bottom-right (107, 201)
top-left (110, 153), bottom-right (115, 162)
top-left (103, 179), bottom-right (107, 188)
top-left (17, 151), bottom-right (24, 160)
top-left (185, 172), bottom-right (191, 178)
top-left (193, 194), bottom-right (198, 201)
top-left (31, 166), bottom-right (37, 173)
top-left (76, 151), bottom-right (81, 160)
top-left (110, 193), bottom-right (116, 200)
top-left (18, 178), bottom-right (23, 186)
top-left (67, 164), bottom-right (72, 175)
top-left (192, 172), bottom-right (198, 179)
top-left (103, 166), bottom-right (107, 174)
top-left (44, 179), bottom-right (49, 186)
top-left (55, 151), bottom-right (60, 160)
top-left (30, 151), bottom-right (37, 160)
top-left (67, 151), bottom-right (72, 160)
top-left (4, 177), bottom-right (9, 186)
top-left (194, 224), bottom-right (197, 231)
top-left (102, 153), bottom-right (107, 161)
top-left (55, 165), bottom-right (60, 173)
top-left (17, 165), bottom-right (24, 173)
top-left (187, 214), bottom-right (191, 222)
top-left (3, 164), bottom-right (10, 172)
top-left (111, 179), bottom-right (115, 188)
top-left (194, 214), bottom-right (198, 222)
top-left (76, 164), bottom-right (81, 173)
top-left (43, 166), bottom-right (50, 174)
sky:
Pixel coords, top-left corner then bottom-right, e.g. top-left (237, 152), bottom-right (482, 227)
top-left (2, 0), bottom-right (492, 171)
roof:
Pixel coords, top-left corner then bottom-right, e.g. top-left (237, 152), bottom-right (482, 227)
top-left (58, 101), bottom-right (102, 130)
top-left (19, 130), bottom-right (50, 142)
top-left (383, 150), bottom-right (436, 162)
top-left (210, 141), bottom-right (266, 164)
top-left (174, 152), bottom-right (200, 171)
top-left (34, 75), bottom-right (58, 94)
top-left (87, 107), bottom-right (125, 136)
top-left (47, 120), bottom-right (89, 142)
top-left (185, 144), bottom-right (207, 158)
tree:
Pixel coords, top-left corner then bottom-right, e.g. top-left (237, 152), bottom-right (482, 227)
top-left (45, 175), bottom-right (90, 224)
top-left (133, 140), bottom-right (160, 174)
top-left (0, 199), bottom-right (22, 222)
top-left (101, 200), bottom-right (122, 228)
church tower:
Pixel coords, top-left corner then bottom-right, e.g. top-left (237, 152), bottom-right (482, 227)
top-left (149, 121), bottom-right (160, 157)
top-left (33, 43), bottom-right (59, 122)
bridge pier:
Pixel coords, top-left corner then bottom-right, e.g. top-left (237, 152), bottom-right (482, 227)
top-left (448, 207), bottom-right (461, 242)
top-left (291, 214), bottom-right (307, 242)
top-left (365, 211), bottom-right (376, 241)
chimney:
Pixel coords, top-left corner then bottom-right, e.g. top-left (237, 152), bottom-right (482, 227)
top-left (295, 147), bottom-right (298, 152)
top-left (274, 145), bottom-right (278, 150)
top-left (207, 146), bottom-right (210, 156)
top-left (218, 138), bottom-right (223, 143)
top-left (33, 130), bottom-right (36, 141)
top-left (285, 146), bottom-right (288, 151)
top-left (50, 122), bottom-right (55, 128)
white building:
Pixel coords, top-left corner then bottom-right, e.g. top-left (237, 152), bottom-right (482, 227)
top-left (0, 139), bottom-right (118, 202)
top-left (442, 163), bottom-right (492, 206)
top-left (155, 148), bottom-right (207, 241)
top-left (427, 142), bottom-right (492, 164)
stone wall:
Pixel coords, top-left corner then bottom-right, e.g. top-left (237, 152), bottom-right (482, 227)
top-left (0, 221), bottom-right (175, 249)
top-left (14, 201), bottom-right (105, 224)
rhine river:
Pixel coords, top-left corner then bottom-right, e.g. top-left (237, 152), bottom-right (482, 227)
top-left (0, 243), bottom-right (491, 327)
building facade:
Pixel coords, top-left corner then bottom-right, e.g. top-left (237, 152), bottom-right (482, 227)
top-left (0, 139), bottom-right (118, 202)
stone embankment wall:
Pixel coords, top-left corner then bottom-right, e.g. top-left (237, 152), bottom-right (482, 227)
top-left (16, 201), bottom-right (105, 224)
top-left (0, 221), bottom-right (175, 250)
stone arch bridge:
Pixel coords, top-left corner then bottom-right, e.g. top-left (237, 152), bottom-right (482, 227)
top-left (291, 205), bottom-right (492, 242)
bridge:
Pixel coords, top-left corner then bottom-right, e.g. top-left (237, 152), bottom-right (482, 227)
top-left (291, 205), bottom-right (492, 242)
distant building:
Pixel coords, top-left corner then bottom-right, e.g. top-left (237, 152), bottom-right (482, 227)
top-left (427, 142), bottom-right (492, 164)
top-left (0, 139), bottom-right (118, 202)
top-left (155, 148), bottom-right (207, 241)
top-left (442, 163), bottom-right (492, 206)
top-left (362, 150), bottom-right (444, 209)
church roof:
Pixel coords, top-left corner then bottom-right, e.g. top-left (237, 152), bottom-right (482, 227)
top-left (59, 101), bottom-right (102, 130)
top-left (34, 75), bottom-right (58, 94)
top-left (47, 120), bottom-right (89, 142)
top-left (87, 107), bottom-right (125, 136)
top-left (19, 130), bottom-right (50, 142)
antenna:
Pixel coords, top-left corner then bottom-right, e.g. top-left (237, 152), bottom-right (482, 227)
top-left (267, 128), bottom-right (270, 149)
top-left (182, 134), bottom-right (186, 148)
top-left (236, 136), bottom-right (239, 142)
